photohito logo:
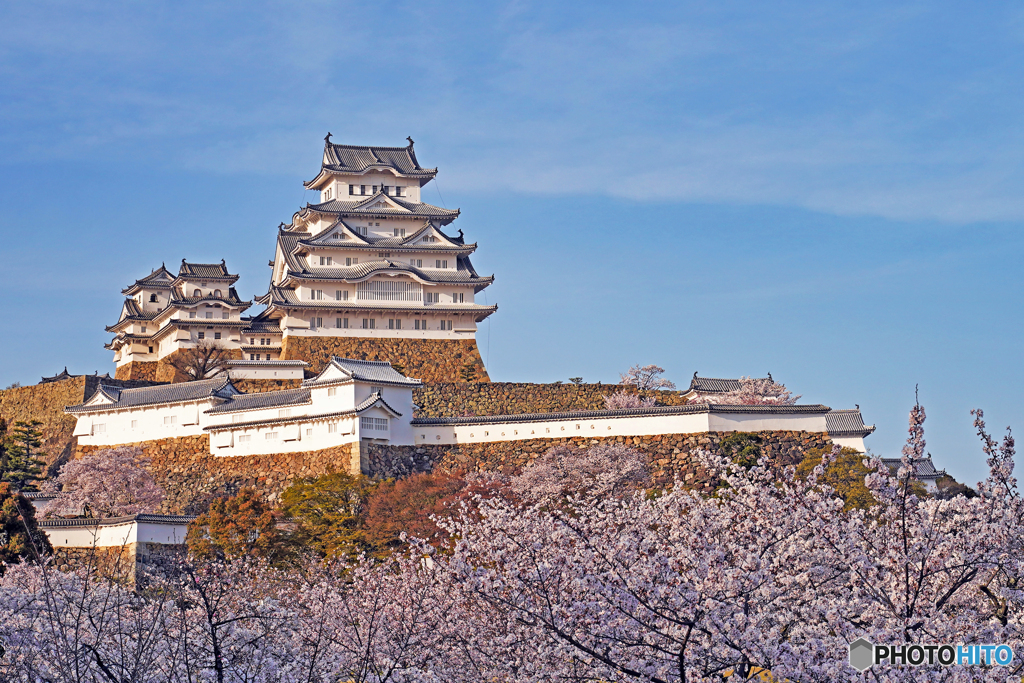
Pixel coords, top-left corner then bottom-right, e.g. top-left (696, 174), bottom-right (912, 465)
top-left (848, 638), bottom-right (1014, 671)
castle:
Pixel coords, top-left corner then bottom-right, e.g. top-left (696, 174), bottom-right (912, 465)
top-left (107, 136), bottom-right (496, 383)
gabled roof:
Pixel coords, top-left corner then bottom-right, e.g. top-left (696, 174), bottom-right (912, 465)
top-left (205, 387), bottom-right (312, 414)
top-left (297, 194), bottom-right (459, 222)
top-left (122, 265), bottom-right (175, 295)
top-left (296, 220), bottom-right (475, 253)
top-left (105, 299), bottom-right (161, 332)
top-left (826, 409), bottom-right (876, 437)
top-left (354, 390), bottom-right (403, 417)
top-left (880, 456), bottom-right (947, 480)
top-left (304, 357), bottom-right (422, 387)
top-left (304, 136), bottom-right (438, 189)
top-left (66, 377), bottom-right (238, 414)
top-left (175, 259), bottom-right (239, 283)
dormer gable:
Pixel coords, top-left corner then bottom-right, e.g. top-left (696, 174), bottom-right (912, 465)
top-left (351, 190), bottom-right (409, 214)
top-left (408, 223), bottom-right (458, 248)
top-left (303, 220), bottom-right (371, 246)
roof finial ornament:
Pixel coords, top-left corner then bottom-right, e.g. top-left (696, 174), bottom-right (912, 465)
top-left (182, 258), bottom-right (187, 265)
top-left (458, 228), bottom-right (464, 239)
top-left (221, 258), bottom-right (226, 266)
top-left (406, 136), bottom-right (414, 147)
top-left (325, 132), bottom-right (332, 144)
top-left (856, 404), bottom-right (860, 410)
top-left (693, 371), bottom-right (698, 379)
top-left (768, 372), bottom-right (773, 382)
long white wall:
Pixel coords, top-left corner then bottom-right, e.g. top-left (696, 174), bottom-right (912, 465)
top-left (42, 519), bottom-right (189, 549)
top-left (73, 398), bottom-right (223, 446)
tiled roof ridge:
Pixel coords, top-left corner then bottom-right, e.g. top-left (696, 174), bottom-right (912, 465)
top-left (355, 390), bottom-right (402, 416)
top-left (205, 386), bottom-right (312, 414)
top-left (38, 513), bottom-right (197, 528)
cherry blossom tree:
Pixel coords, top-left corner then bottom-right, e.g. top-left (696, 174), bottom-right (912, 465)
top-left (42, 446), bottom-right (164, 519)
top-left (689, 375), bottom-right (801, 405)
top-left (511, 443), bottom-right (651, 506)
top-left (619, 364), bottom-right (676, 391)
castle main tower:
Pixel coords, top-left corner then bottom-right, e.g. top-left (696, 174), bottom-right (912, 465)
top-left (252, 135), bottom-right (497, 382)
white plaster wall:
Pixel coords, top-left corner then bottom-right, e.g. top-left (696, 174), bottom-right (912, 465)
top-left (208, 417), bottom-right (360, 457)
top-left (412, 411), bottom-right (836, 447)
top-left (43, 521), bottom-right (189, 549)
top-left (830, 435), bottom-right (867, 452)
top-left (74, 399), bottom-right (221, 447)
top-left (226, 365), bottom-right (305, 380)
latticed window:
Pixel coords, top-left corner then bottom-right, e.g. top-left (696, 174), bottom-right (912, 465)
top-left (360, 417), bottom-right (388, 431)
top-left (357, 280), bottom-right (422, 301)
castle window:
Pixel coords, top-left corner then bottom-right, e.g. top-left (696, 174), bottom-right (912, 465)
top-left (441, 320), bottom-right (452, 331)
top-left (393, 228), bottom-right (406, 237)
top-left (324, 187), bottom-right (333, 200)
top-left (311, 289), bottom-right (323, 300)
top-left (265, 432), bottom-right (278, 440)
top-left (336, 290), bottom-right (348, 301)
top-left (360, 185), bottom-right (366, 195)
top-left (388, 318), bottom-right (401, 330)
top-left (346, 257), bottom-right (359, 266)
top-left (164, 415), bottom-right (177, 425)
top-left (414, 319), bottom-right (426, 330)
top-left (250, 354), bottom-right (256, 360)
top-left (93, 423), bottom-right (106, 434)
top-left (360, 417), bottom-right (388, 431)
top-left (222, 312), bottom-right (229, 319)
top-left (238, 434), bottom-right (251, 443)
top-left (328, 422), bottom-right (338, 433)
top-left (435, 260), bottom-right (448, 268)
top-left (149, 293), bottom-right (158, 302)
top-left (349, 185), bottom-right (355, 195)
top-left (148, 346), bottom-right (154, 353)
top-left (410, 259), bottom-right (422, 267)
top-left (214, 332), bottom-right (221, 340)
top-left (306, 428), bottom-right (313, 436)
top-left (265, 354), bottom-right (271, 360)
top-left (194, 289), bottom-right (202, 296)
top-left (395, 186), bottom-right (404, 197)
top-left (131, 420), bottom-right (138, 429)
top-left (382, 186), bottom-right (389, 195)
top-left (362, 318), bottom-right (375, 329)
top-left (190, 311), bottom-right (196, 318)
top-left (328, 387), bottom-right (337, 397)
top-left (425, 292), bottom-right (439, 303)
top-left (320, 256), bottom-right (332, 266)
top-left (197, 332), bottom-right (205, 340)
top-left (372, 185), bottom-right (377, 193)
top-left (141, 326), bottom-right (147, 333)
top-left (453, 292), bottom-right (464, 303)
top-left (206, 312), bottom-right (213, 319)
top-left (279, 409), bottom-right (291, 418)
top-left (337, 317), bottom-right (348, 329)
top-left (311, 317), bottom-right (323, 329)
top-left (214, 289), bottom-right (222, 297)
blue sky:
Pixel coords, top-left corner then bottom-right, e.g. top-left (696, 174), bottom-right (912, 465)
top-left (1, 1), bottom-right (1021, 485)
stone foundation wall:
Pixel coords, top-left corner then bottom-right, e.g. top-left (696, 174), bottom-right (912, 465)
top-left (49, 541), bottom-right (187, 585)
top-left (413, 383), bottom-right (689, 417)
top-left (281, 336), bottom-right (489, 383)
top-left (115, 361), bottom-right (158, 381)
top-left (232, 379), bottom-right (304, 394)
top-left (367, 431), bottom-right (832, 491)
top-left (76, 436), bottom-right (356, 513)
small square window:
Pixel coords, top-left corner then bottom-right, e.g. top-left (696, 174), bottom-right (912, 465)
top-left (189, 311), bottom-right (196, 319)
top-left (197, 332), bottom-right (205, 340)
top-left (131, 420), bottom-right (138, 429)
top-left (223, 312), bottom-right (229, 319)
top-left (214, 332), bottom-right (221, 340)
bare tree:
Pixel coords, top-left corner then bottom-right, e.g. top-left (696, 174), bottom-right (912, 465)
top-left (166, 341), bottom-right (232, 381)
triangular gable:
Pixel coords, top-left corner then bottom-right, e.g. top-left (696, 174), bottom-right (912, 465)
top-left (408, 223), bottom-right (458, 247)
top-left (309, 360), bottom-right (355, 385)
top-left (355, 392), bottom-right (403, 418)
top-left (350, 191), bottom-right (410, 214)
top-left (119, 299), bottom-right (141, 323)
top-left (84, 387), bottom-right (120, 407)
top-left (305, 220), bottom-right (370, 246)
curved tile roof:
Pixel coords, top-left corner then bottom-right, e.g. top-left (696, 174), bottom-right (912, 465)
top-left (825, 409), bottom-right (876, 437)
top-left (304, 137), bottom-right (438, 188)
top-left (306, 357), bottom-right (422, 387)
top-left (206, 387), bottom-right (312, 414)
top-left (66, 377), bottom-right (237, 414)
top-left (300, 196), bottom-right (459, 221)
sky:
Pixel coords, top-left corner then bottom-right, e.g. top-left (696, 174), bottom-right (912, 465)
top-left (1, 0), bottom-right (1022, 485)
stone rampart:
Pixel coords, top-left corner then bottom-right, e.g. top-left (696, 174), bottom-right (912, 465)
top-left (281, 336), bottom-right (489, 383)
top-left (413, 382), bottom-right (689, 417)
top-left (76, 436), bottom-right (356, 514)
top-left (367, 430), bottom-right (832, 491)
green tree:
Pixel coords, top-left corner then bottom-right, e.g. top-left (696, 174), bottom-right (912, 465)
top-left (279, 471), bottom-right (377, 561)
top-left (459, 360), bottom-right (479, 382)
top-left (0, 482), bottom-right (52, 574)
top-left (186, 489), bottom-right (291, 565)
top-left (2, 420), bottom-right (46, 491)
top-left (796, 445), bottom-right (878, 511)
top-left (718, 432), bottom-right (763, 470)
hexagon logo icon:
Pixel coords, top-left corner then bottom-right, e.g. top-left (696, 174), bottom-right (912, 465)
top-left (849, 638), bottom-right (874, 671)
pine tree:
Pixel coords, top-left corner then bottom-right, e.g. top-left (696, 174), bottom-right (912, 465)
top-left (2, 420), bottom-right (46, 492)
